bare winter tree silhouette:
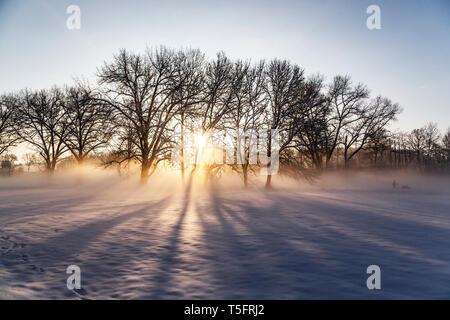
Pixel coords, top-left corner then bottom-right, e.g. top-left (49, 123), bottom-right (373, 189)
top-left (1, 46), bottom-right (448, 181)
top-left (97, 47), bottom-right (204, 183)
top-left (0, 94), bottom-right (20, 157)
top-left (62, 84), bottom-right (115, 165)
top-left (13, 88), bottom-right (69, 173)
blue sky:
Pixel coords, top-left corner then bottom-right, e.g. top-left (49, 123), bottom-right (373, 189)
top-left (0, 0), bottom-right (449, 137)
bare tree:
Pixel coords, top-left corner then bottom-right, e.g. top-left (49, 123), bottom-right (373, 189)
top-left (101, 117), bottom-right (137, 176)
top-left (1, 154), bottom-right (17, 175)
top-left (62, 84), bottom-right (114, 165)
top-left (97, 47), bottom-right (204, 183)
top-left (443, 128), bottom-right (450, 168)
top-left (325, 75), bottom-right (369, 168)
top-left (0, 94), bottom-right (20, 157)
top-left (366, 128), bottom-right (391, 167)
top-left (170, 49), bottom-right (205, 183)
top-left (226, 60), bottom-right (266, 187)
top-left (22, 153), bottom-right (38, 172)
top-left (407, 124), bottom-right (437, 164)
top-left (422, 122), bottom-right (441, 156)
top-left (291, 75), bottom-right (330, 170)
top-left (406, 123), bottom-right (444, 169)
top-left (194, 52), bottom-right (236, 184)
top-left (263, 59), bottom-right (305, 187)
top-left (340, 96), bottom-right (401, 168)
top-left (198, 52), bottom-right (235, 133)
top-left (407, 127), bottom-right (427, 164)
top-left (443, 128), bottom-right (450, 152)
top-left (13, 88), bottom-right (68, 172)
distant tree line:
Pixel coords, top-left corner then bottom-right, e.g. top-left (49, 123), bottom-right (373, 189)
top-left (0, 47), bottom-right (448, 185)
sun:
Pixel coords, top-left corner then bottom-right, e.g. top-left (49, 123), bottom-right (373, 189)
top-left (192, 132), bottom-right (211, 166)
top-left (193, 132), bottom-right (208, 150)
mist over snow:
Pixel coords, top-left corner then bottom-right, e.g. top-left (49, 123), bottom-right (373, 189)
top-left (1, 169), bottom-right (449, 299)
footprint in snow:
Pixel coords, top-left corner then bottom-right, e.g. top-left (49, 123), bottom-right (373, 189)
top-left (74, 288), bottom-right (88, 296)
top-left (30, 265), bottom-right (45, 273)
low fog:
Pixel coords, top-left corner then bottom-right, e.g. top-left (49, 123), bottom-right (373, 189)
top-left (1, 165), bottom-right (449, 195)
top-left (1, 168), bottom-right (449, 299)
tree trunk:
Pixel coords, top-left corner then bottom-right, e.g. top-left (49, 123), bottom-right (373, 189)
top-left (140, 163), bottom-right (150, 184)
top-left (335, 147), bottom-right (339, 169)
top-left (242, 164), bottom-right (248, 188)
top-left (180, 113), bottom-right (185, 186)
top-left (265, 174), bottom-right (272, 188)
top-left (77, 155), bottom-right (85, 166)
top-left (344, 150), bottom-right (350, 169)
top-left (181, 162), bottom-right (185, 186)
top-left (265, 131), bottom-right (272, 189)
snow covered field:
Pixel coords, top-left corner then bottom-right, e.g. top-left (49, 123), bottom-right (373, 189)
top-left (0, 171), bottom-right (449, 299)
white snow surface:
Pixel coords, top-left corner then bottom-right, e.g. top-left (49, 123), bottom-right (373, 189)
top-left (0, 170), bottom-right (449, 299)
